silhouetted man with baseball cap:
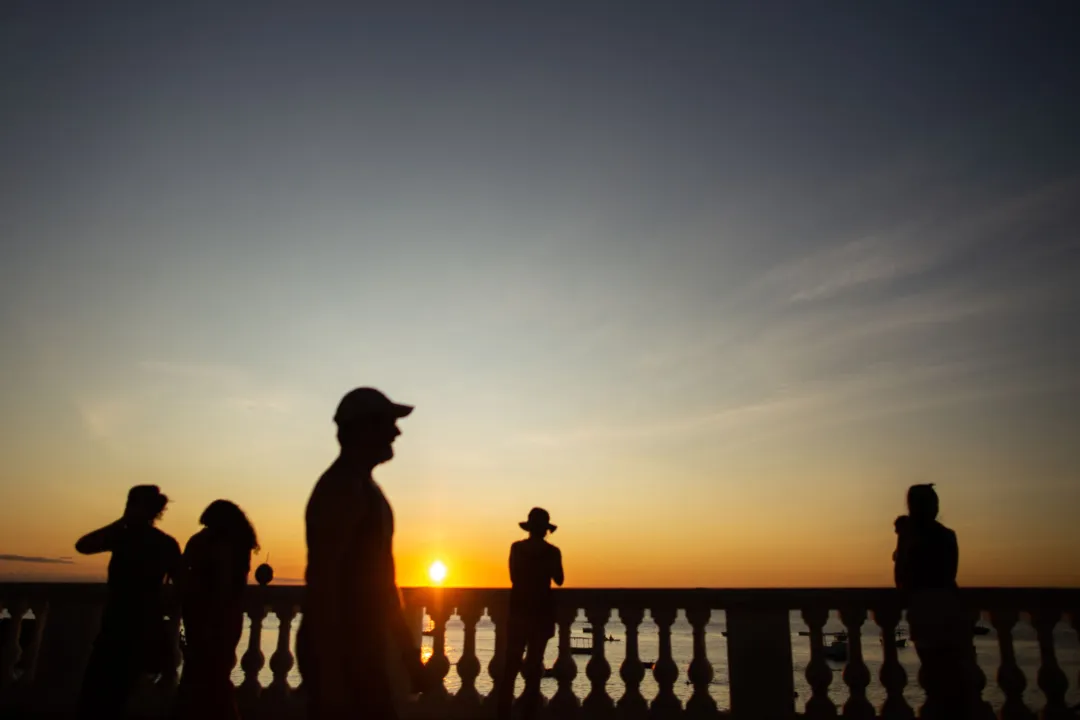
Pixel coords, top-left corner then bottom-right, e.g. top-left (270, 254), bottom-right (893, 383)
top-left (297, 388), bottom-right (427, 719)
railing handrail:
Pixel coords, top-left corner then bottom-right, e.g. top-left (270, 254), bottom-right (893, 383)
top-left (3, 583), bottom-right (1078, 612)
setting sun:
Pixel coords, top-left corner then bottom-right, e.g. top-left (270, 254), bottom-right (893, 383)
top-left (428, 560), bottom-right (448, 584)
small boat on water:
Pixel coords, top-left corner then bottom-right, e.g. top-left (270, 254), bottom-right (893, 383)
top-left (822, 631), bottom-right (848, 662)
top-left (798, 631), bottom-right (848, 641)
top-left (823, 640), bottom-right (847, 662)
top-left (569, 636), bottom-right (593, 655)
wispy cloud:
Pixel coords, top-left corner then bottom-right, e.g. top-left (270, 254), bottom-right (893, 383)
top-left (514, 394), bottom-right (819, 447)
top-left (782, 231), bottom-right (935, 303)
top-left (224, 396), bottom-right (290, 413)
top-left (532, 176), bottom-right (1080, 452)
top-left (0, 554), bottom-right (74, 564)
top-left (75, 398), bottom-right (135, 440)
top-left (138, 360), bottom-right (247, 386)
top-left (770, 175), bottom-right (1079, 305)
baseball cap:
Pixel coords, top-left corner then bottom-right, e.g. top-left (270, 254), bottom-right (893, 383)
top-left (334, 387), bottom-right (414, 425)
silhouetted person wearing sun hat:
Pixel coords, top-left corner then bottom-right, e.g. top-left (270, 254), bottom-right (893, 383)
top-left (498, 508), bottom-right (564, 720)
top-left (297, 388), bottom-right (428, 719)
top-left (75, 485), bottom-right (181, 719)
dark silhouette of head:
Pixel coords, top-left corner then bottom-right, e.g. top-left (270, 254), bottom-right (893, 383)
top-left (907, 483), bottom-right (939, 523)
top-left (199, 499), bottom-right (259, 553)
top-left (519, 507), bottom-right (557, 539)
top-left (125, 485), bottom-right (168, 524)
top-left (333, 387), bottom-right (413, 469)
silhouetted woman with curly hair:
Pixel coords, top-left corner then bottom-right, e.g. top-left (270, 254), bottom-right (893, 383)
top-left (177, 500), bottom-right (259, 720)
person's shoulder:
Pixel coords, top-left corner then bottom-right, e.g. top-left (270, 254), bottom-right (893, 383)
top-left (152, 526), bottom-right (181, 552)
top-left (307, 466), bottom-right (372, 531)
top-left (931, 521), bottom-right (955, 536)
top-left (511, 539), bottom-right (538, 556)
top-left (546, 542), bottom-right (561, 556)
top-left (308, 466), bottom-right (364, 508)
top-left (184, 528), bottom-right (212, 553)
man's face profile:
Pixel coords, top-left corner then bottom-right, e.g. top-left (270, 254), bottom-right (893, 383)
top-left (339, 415), bottom-right (401, 465)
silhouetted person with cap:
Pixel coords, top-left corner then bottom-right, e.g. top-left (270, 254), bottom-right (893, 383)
top-left (498, 508), bottom-right (564, 720)
top-left (75, 485), bottom-right (181, 719)
top-left (297, 387), bottom-right (428, 719)
top-left (893, 484), bottom-right (976, 719)
top-left (177, 500), bottom-right (259, 720)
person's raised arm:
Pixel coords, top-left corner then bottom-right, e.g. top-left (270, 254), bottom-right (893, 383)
top-left (551, 546), bottom-right (564, 587)
top-left (75, 519), bottom-right (126, 555)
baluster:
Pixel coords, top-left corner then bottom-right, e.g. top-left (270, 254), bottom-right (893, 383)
top-left (649, 607), bottom-right (681, 720)
top-left (617, 606), bottom-right (647, 720)
top-left (422, 604), bottom-right (451, 708)
top-left (685, 606), bottom-right (717, 719)
top-left (801, 607), bottom-right (837, 719)
top-left (547, 603), bottom-right (580, 718)
top-left (871, 604), bottom-right (912, 720)
top-left (483, 597), bottom-right (509, 713)
top-left (20, 600), bottom-right (48, 684)
top-left (265, 603), bottom-right (296, 701)
top-left (452, 603), bottom-right (483, 712)
top-left (839, 607), bottom-right (874, 720)
top-left (967, 610), bottom-right (995, 720)
top-left (1072, 610), bottom-right (1080, 710)
top-left (0, 599), bottom-right (27, 688)
top-left (1033, 610), bottom-right (1070, 720)
top-left (583, 606), bottom-right (614, 720)
top-left (158, 609), bottom-right (182, 696)
top-left (238, 604), bottom-right (267, 707)
top-left (991, 610), bottom-right (1032, 720)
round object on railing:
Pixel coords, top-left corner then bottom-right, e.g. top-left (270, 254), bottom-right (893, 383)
top-left (254, 562), bottom-right (274, 586)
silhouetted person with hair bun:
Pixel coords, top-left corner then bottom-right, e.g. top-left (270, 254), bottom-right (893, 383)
top-left (893, 484), bottom-right (977, 719)
top-left (498, 507), bottom-right (564, 720)
top-left (177, 500), bottom-right (259, 720)
top-left (75, 485), bottom-right (181, 719)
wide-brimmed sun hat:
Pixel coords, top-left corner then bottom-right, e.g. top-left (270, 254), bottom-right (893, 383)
top-left (519, 507), bottom-right (557, 533)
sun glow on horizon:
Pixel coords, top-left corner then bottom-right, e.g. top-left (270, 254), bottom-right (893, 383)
top-left (428, 560), bottom-right (448, 585)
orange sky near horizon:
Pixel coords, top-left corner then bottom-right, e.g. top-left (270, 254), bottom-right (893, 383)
top-left (2, 444), bottom-right (1077, 589)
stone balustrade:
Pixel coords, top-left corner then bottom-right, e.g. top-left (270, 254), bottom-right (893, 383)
top-left (0, 584), bottom-right (1077, 718)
